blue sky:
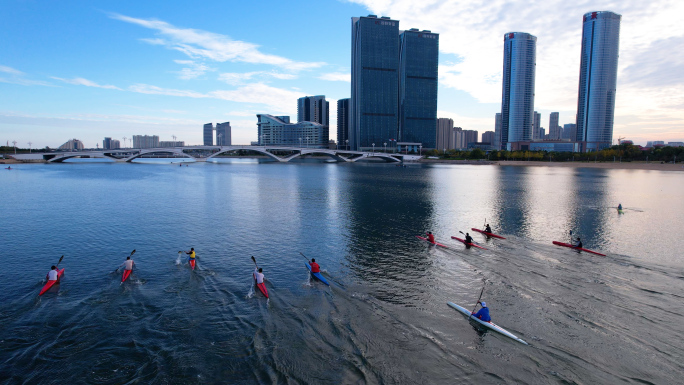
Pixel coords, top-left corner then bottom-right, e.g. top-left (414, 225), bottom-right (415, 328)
top-left (1, 0), bottom-right (683, 148)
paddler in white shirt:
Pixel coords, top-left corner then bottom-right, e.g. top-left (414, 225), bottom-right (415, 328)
top-left (118, 256), bottom-right (135, 272)
top-left (47, 266), bottom-right (60, 282)
top-left (254, 267), bottom-right (265, 284)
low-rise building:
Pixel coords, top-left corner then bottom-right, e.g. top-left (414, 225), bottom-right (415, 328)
top-left (256, 114), bottom-right (329, 148)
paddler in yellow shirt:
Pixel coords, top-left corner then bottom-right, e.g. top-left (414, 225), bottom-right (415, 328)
top-left (185, 248), bottom-right (197, 264)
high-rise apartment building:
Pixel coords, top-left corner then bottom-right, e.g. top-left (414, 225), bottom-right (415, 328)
top-left (110, 139), bottom-right (120, 149)
top-left (499, 32), bottom-right (537, 150)
top-left (576, 11), bottom-right (621, 151)
top-left (337, 98), bottom-right (350, 149)
top-left (257, 114), bottom-right (328, 148)
top-left (203, 123), bottom-right (213, 146)
top-left (482, 131), bottom-right (495, 144)
top-left (103, 137), bottom-right (112, 150)
top-left (159, 141), bottom-right (184, 147)
top-left (494, 113), bottom-right (502, 150)
top-left (399, 29), bottom-right (439, 149)
top-left (436, 118), bottom-right (454, 151)
top-left (351, 15), bottom-right (400, 151)
top-left (455, 130), bottom-right (478, 149)
top-left (549, 112), bottom-right (560, 140)
top-left (216, 122), bottom-right (232, 146)
top-left (563, 123), bottom-right (576, 140)
top-left (533, 111), bottom-right (541, 140)
top-left (132, 135), bottom-right (159, 149)
top-left (297, 96), bottom-right (329, 127)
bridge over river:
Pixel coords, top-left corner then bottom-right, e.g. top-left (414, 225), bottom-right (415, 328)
top-left (12, 146), bottom-right (421, 163)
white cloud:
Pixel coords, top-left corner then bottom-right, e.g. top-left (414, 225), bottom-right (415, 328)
top-left (218, 71), bottom-right (297, 85)
top-left (0, 65), bottom-right (24, 75)
top-left (111, 13), bottom-right (326, 71)
top-left (0, 65), bottom-right (53, 86)
top-left (319, 72), bottom-right (351, 82)
top-left (128, 84), bottom-right (207, 98)
top-left (52, 77), bottom-right (122, 90)
top-left (350, 0), bottom-right (684, 142)
top-left (173, 60), bottom-right (212, 79)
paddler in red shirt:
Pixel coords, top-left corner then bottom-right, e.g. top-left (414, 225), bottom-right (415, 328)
top-left (309, 258), bottom-right (320, 273)
top-left (426, 231), bottom-right (436, 244)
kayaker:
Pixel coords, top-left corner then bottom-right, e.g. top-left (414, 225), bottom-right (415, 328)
top-left (426, 231), bottom-right (435, 243)
top-left (47, 266), bottom-right (60, 282)
top-left (573, 238), bottom-right (583, 249)
top-left (485, 224), bottom-right (492, 233)
top-left (309, 258), bottom-right (320, 273)
top-left (471, 301), bottom-right (491, 322)
top-left (119, 256), bottom-right (135, 271)
top-left (185, 248), bottom-right (196, 263)
top-left (254, 267), bottom-right (265, 284)
top-left (465, 233), bottom-right (474, 245)
top-left (618, 203), bottom-right (622, 210)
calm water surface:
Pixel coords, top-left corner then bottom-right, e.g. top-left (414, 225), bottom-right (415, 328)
top-left (1, 161), bottom-right (682, 384)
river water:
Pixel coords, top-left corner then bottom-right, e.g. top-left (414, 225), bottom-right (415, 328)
top-left (1, 161), bottom-right (682, 384)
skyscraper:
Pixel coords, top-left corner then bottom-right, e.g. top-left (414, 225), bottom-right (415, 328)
top-left (351, 15), bottom-right (400, 151)
top-left (436, 118), bottom-right (454, 151)
top-left (576, 11), bottom-right (621, 151)
top-left (533, 111), bottom-right (541, 140)
top-left (337, 98), bottom-right (350, 149)
top-left (549, 112), bottom-right (560, 139)
top-left (297, 95), bottom-right (329, 127)
top-left (203, 123), bottom-right (213, 146)
top-left (562, 123), bottom-right (576, 140)
top-left (399, 29), bottom-right (439, 148)
top-left (499, 32), bottom-right (537, 150)
top-left (103, 137), bottom-right (112, 150)
top-left (216, 122), bottom-right (231, 146)
top-left (494, 113), bottom-right (502, 150)
top-left (482, 131), bottom-right (495, 144)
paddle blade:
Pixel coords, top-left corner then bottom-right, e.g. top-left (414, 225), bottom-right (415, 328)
top-left (130, 249), bottom-right (136, 256)
top-left (57, 255), bottom-right (64, 265)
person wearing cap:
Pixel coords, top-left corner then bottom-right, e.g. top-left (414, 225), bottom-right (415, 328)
top-left (472, 301), bottom-right (491, 322)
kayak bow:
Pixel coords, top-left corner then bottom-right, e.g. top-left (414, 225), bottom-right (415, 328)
top-left (447, 301), bottom-right (528, 345)
top-left (39, 268), bottom-right (65, 296)
top-left (416, 235), bottom-right (449, 248)
top-left (451, 236), bottom-right (487, 250)
top-left (254, 272), bottom-right (269, 298)
top-left (305, 263), bottom-right (330, 286)
top-left (471, 228), bottom-right (506, 239)
top-left (552, 241), bottom-right (606, 256)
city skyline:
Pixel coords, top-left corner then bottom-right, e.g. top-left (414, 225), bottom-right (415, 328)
top-left (1, 0), bottom-right (682, 148)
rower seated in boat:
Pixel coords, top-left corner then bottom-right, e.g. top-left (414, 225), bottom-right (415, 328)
top-left (309, 259), bottom-right (320, 273)
top-left (465, 233), bottom-right (474, 244)
top-left (471, 301), bottom-right (491, 322)
top-left (254, 268), bottom-right (265, 284)
top-left (485, 224), bottom-right (492, 233)
top-left (573, 238), bottom-right (583, 248)
top-left (185, 248), bottom-right (196, 262)
top-left (47, 266), bottom-right (60, 282)
top-left (120, 256), bottom-right (135, 271)
top-left (618, 203), bottom-right (622, 210)
top-left (426, 231), bottom-right (435, 243)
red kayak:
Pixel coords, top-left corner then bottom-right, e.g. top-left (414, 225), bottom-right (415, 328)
top-left (122, 269), bottom-right (132, 282)
top-left (254, 272), bottom-right (269, 298)
top-left (471, 228), bottom-right (506, 239)
top-left (416, 235), bottom-right (449, 248)
top-left (451, 236), bottom-right (487, 250)
top-left (189, 259), bottom-right (196, 270)
top-left (39, 268), bottom-right (65, 296)
top-left (552, 241), bottom-right (606, 256)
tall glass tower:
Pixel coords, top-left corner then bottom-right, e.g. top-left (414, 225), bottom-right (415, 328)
top-left (351, 15), bottom-right (400, 151)
top-left (499, 32), bottom-right (536, 150)
top-left (576, 11), bottom-right (621, 151)
top-left (399, 29), bottom-right (439, 148)
top-left (337, 98), bottom-right (350, 149)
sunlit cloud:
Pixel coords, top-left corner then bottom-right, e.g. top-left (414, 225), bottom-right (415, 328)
top-left (0, 65), bottom-right (24, 75)
top-left (0, 65), bottom-right (53, 86)
top-left (173, 60), bottom-right (213, 80)
top-left (218, 71), bottom-right (296, 85)
top-left (111, 13), bottom-right (326, 71)
top-left (52, 77), bottom-right (122, 90)
top-left (319, 72), bottom-right (351, 82)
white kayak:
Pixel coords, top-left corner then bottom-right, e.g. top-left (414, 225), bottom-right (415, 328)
top-left (447, 302), bottom-right (528, 345)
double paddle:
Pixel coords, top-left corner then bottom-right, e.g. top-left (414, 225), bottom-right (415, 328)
top-left (471, 281), bottom-right (486, 315)
top-left (113, 249), bottom-right (136, 272)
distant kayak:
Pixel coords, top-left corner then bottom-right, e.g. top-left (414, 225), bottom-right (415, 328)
top-left (447, 302), bottom-right (528, 345)
top-left (552, 241), bottom-right (606, 256)
top-left (254, 272), bottom-right (269, 298)
top-left (471, 228), bottom-right (506, 239)
top-left (189, 259), bottom-right (196, 270)
top-left (415, 235), bottom-right (448, 248)
top-left (305, 263), bottom-right (330, 286)
top-left (39, 268), bottom-right (64, 296)
top-left (451, 236), bottom-right (487, 250)
top-left (617, 208), bottom-right (624, 214)
top-left (122, 269), bottom-right (132, 283)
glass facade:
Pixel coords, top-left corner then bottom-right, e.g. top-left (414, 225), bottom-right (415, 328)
top-left (351, 16), bottom-right (400, 151)
top-left (216, 122), bottom-right (231, 146)
top-left (337, 98), bottom-right (350, 149)
top-left (203, 123), bottom-right (213, 146)
top-left (576, 11), bottom-right (621, 151)
top-left (500, 32), bottom-right (536, 150)
top-left (399, 29), bottom-right (438, 149)
top-left (297, 95), bottom-right (329, 126)
top-left (256, 114), bottom-right (329, 148)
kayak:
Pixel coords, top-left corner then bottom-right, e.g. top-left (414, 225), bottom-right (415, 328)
top-left (122, 269), bottom-right (132, 282)
top-left (189, 259), bottom-right (196, 270)
top-left (415, 235), bottom-right (449, 248)
top-left (471, 228), bottom-right (506, 239)
top-left (253, 272), bottom-right (269, 298)
top-left (552, 241), bottom-right (606, 256)
top-left (305, 263), bottom-right (330, 286)
top-left (447, 302), bottom-right (528, 345)
top-left (39, 268), bottom-right (65, 296)
top-left (451, 236), bottom-right (487, 250)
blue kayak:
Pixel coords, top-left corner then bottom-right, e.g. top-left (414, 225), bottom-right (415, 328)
top-left (305, 263), bottom-right (330, 286)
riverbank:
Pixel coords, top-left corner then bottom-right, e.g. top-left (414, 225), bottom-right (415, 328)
top-left (419, 158), bottom-right (684, 171)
